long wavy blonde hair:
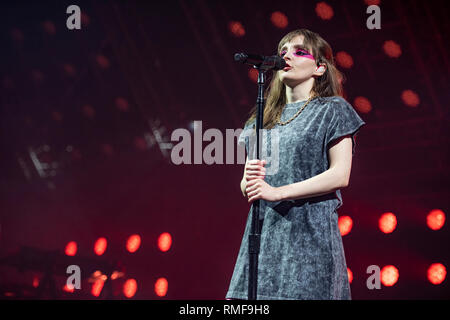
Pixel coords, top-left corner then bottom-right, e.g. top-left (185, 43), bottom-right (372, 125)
top-left (244, 28), bottom-right (344, 129)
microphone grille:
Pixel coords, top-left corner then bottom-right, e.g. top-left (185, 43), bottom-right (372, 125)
top-left (234, 53), bottom-right (247, 62)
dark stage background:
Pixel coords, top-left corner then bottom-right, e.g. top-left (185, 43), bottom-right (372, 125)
top-left (0, 0), bottom-right (449, 299)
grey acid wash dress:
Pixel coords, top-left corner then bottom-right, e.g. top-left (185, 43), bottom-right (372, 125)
top-left (226, 95), bottom-right (366, 300)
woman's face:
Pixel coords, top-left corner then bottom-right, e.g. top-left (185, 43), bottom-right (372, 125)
top-left (278, 35), bottom-right (324, 88)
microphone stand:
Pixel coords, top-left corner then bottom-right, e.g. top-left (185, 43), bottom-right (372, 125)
top-left (248, 67), bottom-right (266, 300)
top-left (233, 52), bottom-right (285, 300)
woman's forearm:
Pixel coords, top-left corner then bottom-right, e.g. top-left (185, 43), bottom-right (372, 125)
top-left (277, 168), bottom-right (348, 202)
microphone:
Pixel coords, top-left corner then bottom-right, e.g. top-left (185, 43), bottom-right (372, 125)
top-left (234, 53), bottom-right (286, 71)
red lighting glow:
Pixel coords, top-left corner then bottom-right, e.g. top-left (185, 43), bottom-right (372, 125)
top-left (335, 51), bottom-right (354, 69)
top-left (134, 137), bottom-right (147, 151)
top-left (365, 0), bottom-right (381, 5)
top-left (91, 279), bottom-right (104, 297)
top-left (94, 237), bottom-right (108, 256)
top-left (123, 279), bottom-right (138, 298)
top-left (115, 97), bottom-right (130, 112)
top-left (427, 263), bottom-right (446, 285)
top-left (63, 284), bottom-right (75, 293)
top-left (338, 216), bottom-right (353, 236)
top-left (401, 90), bottom-right (420, 107)
top-left (158, 232), bottom-right (172, 252)
top-left (427, 209), bottom-right (446, 231)
top-left (42, 20), bottom-right (56, 35)
top-left (126, 234), bottom-right (142, 253)
top-left (32, 276), bottom-right (40, 288)
top-left (101, 144), bottom-right (114, 156)
top-left (63, 64), bottom-right (76, 77)
top-left (347, 268), bottom-right (353, 284)
top-left (228, 21), bottom-right (245, 37)
top-left (248, 68), bottom-right (258, 83)
top-left (381, 265), bottom-right (399, 286)
top-left (383, 40), bottom-right (402, 58)
top-left (96, 54), bottom-right (110, 69)
top-left (353, 96), bottom-right (372, 113)
top-left (155, 277), bottom-right (168, 297)
top-left (315, 2), bottom-right (334, 20)
top-left (379, 212), bottom-right (397, 234)
top-left (270, 11), bottom-right (288, 29)
top-left (65, 241), bottom-right (78, 256)
top-left (82, 104), bottom-right (96, 119)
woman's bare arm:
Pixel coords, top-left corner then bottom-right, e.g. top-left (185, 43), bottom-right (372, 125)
top-left (276, 136), bottom-right (353, 201)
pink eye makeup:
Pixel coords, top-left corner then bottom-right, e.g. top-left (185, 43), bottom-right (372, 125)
top-left (279, 47), bottom-right (315, 60)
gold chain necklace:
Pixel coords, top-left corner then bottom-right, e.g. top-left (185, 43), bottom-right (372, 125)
top-left (276, 96), bottom-right (315, 126)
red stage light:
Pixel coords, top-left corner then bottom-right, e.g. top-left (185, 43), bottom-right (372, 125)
top-left (248, 68), bottom-right (258, 83)
top-left (270, 11), bottom-right (288, 29)
top-left (401, 89), bottom-right (420, 107)
top-left (94, 237), bottom-right (108, 256)
top-left (101, 144), bottom-right (114, 156)
top-left (81, 12), bottom-right (90, 27)
top-left (126, 234), bottom-right (141, 253)
top-left (158, 232), bottom-right (172, 252)
top-left (63, 284), bottom-right (75, 293)
top-left (65, 241), bottom-right (78, 256)
top-left (96, 54), bottom-right (110, 69)
top-left (347, 268), bottom-right (353, 284)
top-left (134, 137), bottom-right (147, 151)
top-left (123, 279), bottom-right (138, 298)
top-left (52, 111), bottom-right (63, 122)
top-left (82, 104), bottom-right (96, 119)
top-left (115, 97), bottom-right (130, 112)
top-left (381, 265), bottom-right (399, 286)
top-left (315, 2), bottom-right (334, 20)
top-left (427, 263), bottom-right (446, 285)
top-left (336, 51), bottom-right (354, 69)
top-left (63, 63), bottom-right (76, 77)
top-left (32, 276), bottom-right (40, 288)
top-left (42, 20), bottom-right (56, 35)
top-left (353, 96), bottom-right (372, 113)
top-left (379, 212), bottom-right (397, 234)
top-left (338, 216), bottom-right (353, 236)
top-left (91, 279), bottom-right (104, 297)
top-left (427, 209), bottom-right (446, 230)
top-left (365, 0), bottom-right (380, 5)
top-left (228, 21), bottom-right (245, 37)
top-left (383, 40), bottom-right (402, 58)
top-left (155, 277), bottom-right (168, 297)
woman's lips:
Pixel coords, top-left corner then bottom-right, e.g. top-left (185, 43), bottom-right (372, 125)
top-left (283, 66), bottom-right (292, 71)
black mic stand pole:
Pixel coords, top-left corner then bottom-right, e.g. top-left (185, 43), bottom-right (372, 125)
top-left (248, 67), bottom-right (266, 300)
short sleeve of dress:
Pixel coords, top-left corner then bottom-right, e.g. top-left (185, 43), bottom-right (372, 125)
top-left (325, 97), bottom-right (366, 156)
top-left (238, 119), bottom-right (256, 156)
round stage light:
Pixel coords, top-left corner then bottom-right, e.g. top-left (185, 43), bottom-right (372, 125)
top-left (427, 263), bottom-right (446, 285)
top-left (315, 2), bottom-right (334, 20)
top-left (347, 268), bottom-right (353, 284)
top-left (94, 237), bottom-right (108, 256)
top-left (379, 212), bottom-right (397, 234)
top-left (123, 279), bottom-right (138, 298)
top-left (270, 11), bottom-right (288, 29)
top-left (155, 277), bottom-right (168, 297)
top-left (158, 232), bottom-right (172, 252)
top-left (338, 216), bottom-right (353, 236)
top-left (126, 234), bottom-right (142, 253)
top-left (427, 209), bottom-right (445, 231)
top-left (65, 241), bottom-right (78, 256)
top-left (381, 265), bottom-right (399, 286)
